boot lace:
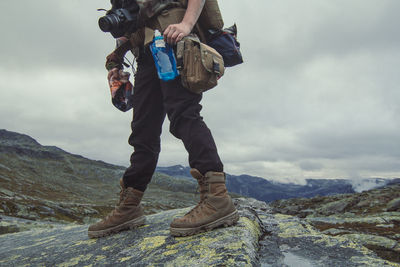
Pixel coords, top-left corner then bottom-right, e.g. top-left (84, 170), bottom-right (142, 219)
top-left (102, 188), bottom-right (126, 222)
top-left (186, 180), bottom-right (210, 219)
top-left (118, 188), bottom-right (127, 205)
top-left (185, 199), bottom-right (206, 219)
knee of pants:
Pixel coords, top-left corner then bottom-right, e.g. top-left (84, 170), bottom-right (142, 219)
top-left (167, 106), bottom-right (203, 138)
top-left (129, 137), bottom-right (161, 155)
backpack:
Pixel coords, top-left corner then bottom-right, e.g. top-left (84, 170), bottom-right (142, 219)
top-left (177, 0), bottom-right (224, 31)
top-left (137, 0), bottom-right (224, 32)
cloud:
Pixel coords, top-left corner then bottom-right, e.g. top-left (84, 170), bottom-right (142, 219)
top-left (0, 1), bottom-right (111, 70)
top-left (1, 0), bottom-right (400, 182)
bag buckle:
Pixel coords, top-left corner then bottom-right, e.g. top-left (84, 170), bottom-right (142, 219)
top-left (213, 58), bottom-right (220, 76)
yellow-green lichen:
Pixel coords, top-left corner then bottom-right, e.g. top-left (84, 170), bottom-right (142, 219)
top-left (342, 234), bottom-right (398, 250)
top-left (119, 256), bottom-right (133, 262)
top-left (350, 256), bottom-right (400, 267)
top-left (71, 239), bottom-right (97, 247)
top-left (274, 213), bottom-right (294, 220)
top-left (162, 216), bottom-right (259, 266)
top-left (0, 254), bottom-right (21, 264)
top-left (56, 254), bottom-right (93, 267)
top-left (101, 245), bottom-right (113, 251)
top-left (14, 236), bottom-right (57, 250)
top-left (224, 241), bottom-right (243, 250)
top-left (162, 249), bottom-right (178, 256)
top-left (139, 235), bottom-right (166, 251)
top-left (95, 255), bottom-right (106, 261)
top-left (239, 217), bottom-right (261, 240)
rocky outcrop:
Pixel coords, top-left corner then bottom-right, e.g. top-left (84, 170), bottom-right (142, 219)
top-left (387, 198), bottom-right (400, 212)
top-left (1, 198), bottom-right (398, 266)
top-left (271, 184), bottom-right (400, 265)
top-left (0, 199), bottom-right (261, 266)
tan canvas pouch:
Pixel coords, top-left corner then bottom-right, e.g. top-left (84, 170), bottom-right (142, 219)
top-left (176, 35), bottom-right (224, 94)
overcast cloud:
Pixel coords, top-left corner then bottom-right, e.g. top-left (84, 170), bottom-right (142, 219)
top-left (1, 0), bottom-right (399, 183)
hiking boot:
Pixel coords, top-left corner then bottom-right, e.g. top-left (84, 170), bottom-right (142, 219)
top-left (88, 179), bottom-right (145, 238)
top-left (170, 169), bottom-right (239, 236)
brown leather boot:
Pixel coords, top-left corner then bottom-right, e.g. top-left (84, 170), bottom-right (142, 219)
top-left (170, 169), bottom-right (239, 236)
top-left (88, 179), bottom-right (145, 238)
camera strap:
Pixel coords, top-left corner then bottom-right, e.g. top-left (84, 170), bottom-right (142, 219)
top-left (124, 55), bottom-right (136, 75)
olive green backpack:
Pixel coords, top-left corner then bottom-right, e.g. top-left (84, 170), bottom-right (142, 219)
top-left (137, 0), bottom-right (224, 31)
top-left (177, 0), bottom-right (224, 30)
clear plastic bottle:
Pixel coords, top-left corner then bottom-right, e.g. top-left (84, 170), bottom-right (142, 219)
top-left (150, 30), bottom-right (179, 81)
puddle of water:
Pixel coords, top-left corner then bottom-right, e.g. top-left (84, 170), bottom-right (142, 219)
top-left (283, 252), bottom-right (315, 267)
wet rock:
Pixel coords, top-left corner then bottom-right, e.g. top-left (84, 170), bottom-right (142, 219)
top-left (0, 223), bottom-right (19, 235)
top-left (0, 199), bottom-right (262, 266)
top-left (281, 205), bottom-right (302, 215)
top-left (316, 198), bottom-right (353, 216)
top-left (321, 228), bottom-right (355, 236)
top-left (356, 199), bottom-right (371, 208)
top-left (298, 209), bottom-right (314, 218)
top-left (258, 212), bottom-right (398, 266)
top-left (37, 206), bottom-right (55, 216)
top-left (0, 215), bottom-right (55, 235)
top-left (342, 234), bottom-right (399, 252)
top-left (1, 202), bottom-right (10, 214)
top-left (0, 188), bottom-right (14, 197)
top-left (387, 198), bottom-right (400, 212)
top-left (342, 234), bottom-right (400, 263)
top-left (1, 199), bottom-right (398, 266)
top-left (307, 214), bottom-right (400, 236)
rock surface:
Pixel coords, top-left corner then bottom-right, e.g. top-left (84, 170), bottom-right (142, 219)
top-left (271, 183), bottom-right (400, 265)
top-left (387, 198), bottom-right (400, 212)
top-left (1, 198), bottom-right (399, 267)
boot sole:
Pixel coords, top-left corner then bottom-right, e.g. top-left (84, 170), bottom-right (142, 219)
top-left (88, 215), bottom-right (146, 238)
top-left (170, 210), bottom-right (239, 237)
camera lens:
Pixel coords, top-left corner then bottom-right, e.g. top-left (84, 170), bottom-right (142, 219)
top-left (98, 14), bottom-right (120, 32)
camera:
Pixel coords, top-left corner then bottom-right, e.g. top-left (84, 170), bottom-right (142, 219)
top-left (98, 0), bottom-right (140, 38)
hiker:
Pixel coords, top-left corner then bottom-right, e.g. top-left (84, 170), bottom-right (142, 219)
top-left (88, 0), bottom-right (239, 238)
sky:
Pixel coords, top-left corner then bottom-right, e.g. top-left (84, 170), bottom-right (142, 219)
top-left (1, 0), bottom-right (400, 183)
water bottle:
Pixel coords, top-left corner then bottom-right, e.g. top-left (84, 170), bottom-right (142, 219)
top-left (150, 30), bottom-right (179, 81)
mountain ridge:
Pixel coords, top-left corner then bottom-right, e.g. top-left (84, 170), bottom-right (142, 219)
top-left (1, 129), bottom-right (395, 206)
top-left (0, 129), bottom-right (202, 224)
top-left (156, 164), bottom-right (397, 202)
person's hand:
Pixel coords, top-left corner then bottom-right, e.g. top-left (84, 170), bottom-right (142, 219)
top-left (163, 22), bottom-right (192, 44)
top-left (107, 68), bottom-right (120, 85)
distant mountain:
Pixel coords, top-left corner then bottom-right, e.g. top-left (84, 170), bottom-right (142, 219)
top-left (1, 129), bottom-right (396, 224)
top-left (0, 129), bottom-right (201, 224)
top-left (156, 165), bottom-right (397, 202)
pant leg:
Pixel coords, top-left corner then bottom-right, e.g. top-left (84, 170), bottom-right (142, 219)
top-left (123, 53), bottom-right (166, 192)
top-left (160, 77), bottom-right (223, 175)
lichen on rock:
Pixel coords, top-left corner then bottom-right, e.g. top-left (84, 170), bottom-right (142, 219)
top-left (1, 198), bottom-right (400, 266)
top-left (0, 199), bottom-right (262, 266)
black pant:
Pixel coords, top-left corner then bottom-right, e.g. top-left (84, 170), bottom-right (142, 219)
top-left (122, 49), bottom-right (223, 192)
